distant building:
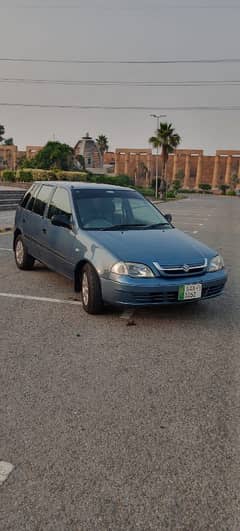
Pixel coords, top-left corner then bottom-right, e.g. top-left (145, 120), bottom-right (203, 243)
top-left (0, 145), bottom-right (18, 171)
top-left (1, 140), bottom-right (240, 190)
top-left (74, 133), bottom-right (102, 170)
top-left (114, 148), bottom-right (240, 189)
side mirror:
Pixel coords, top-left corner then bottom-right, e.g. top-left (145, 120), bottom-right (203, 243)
top-left (51, 214), bottom-right (72, 230)
top-left (165, 213), bottom-right (172, 224)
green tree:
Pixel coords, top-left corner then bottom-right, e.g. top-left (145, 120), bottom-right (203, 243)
top-left (0, 124), bottom-right (5, 143)
top-left (96, 134), bottom-right (109, 166)
top-left (23, 141), bottom-right (75, 170)
top-left (149, 122), bottom-right (181, 198)
top-left (4, 137), bottom-right (14, 145)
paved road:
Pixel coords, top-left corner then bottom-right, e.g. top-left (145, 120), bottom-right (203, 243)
top-left (0, 210), bottom-right (15, 229)
top-left (0, 195), bottom-right (240, 530)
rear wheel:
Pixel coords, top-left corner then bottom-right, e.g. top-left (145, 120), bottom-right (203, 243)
top-left (14, 235), bottom-right (35, 270)
top-left (81, 264), bottom-right (104, 314)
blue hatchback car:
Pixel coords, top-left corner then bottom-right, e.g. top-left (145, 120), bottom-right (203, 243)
top-left (14, 182), bottom-right (227, 314)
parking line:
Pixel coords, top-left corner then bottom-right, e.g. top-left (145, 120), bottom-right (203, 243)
top-left (0, 248), bottom-right (12, 252)
top-left (0, 292), bottom-right (82, 306)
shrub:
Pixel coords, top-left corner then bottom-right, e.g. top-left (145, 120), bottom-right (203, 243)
top-left (219, 184), bottom-right (230, 195)
top-left (86, 174), bottom-right (132, 187)
top-left (172, 179), bottom-right (182, 191)
top-left (227, 189), bottom-right (236, 196)
top-left (199, 183), bottom-right (212, 191)
top-left (133, 186), bottom-right (154, 197)
top-left (166, 190), bottom-right (177, 199)
top-left (18, 170), bottom-right (33, 182)
top-left (180, 188), bottom-right (196, 193)
top-left (2, 170), bottom-right (16, 182)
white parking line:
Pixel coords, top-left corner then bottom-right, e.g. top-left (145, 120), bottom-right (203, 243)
top-left (0, 462), bottom-right (14, 485)
top-left (0, 292), bottom-right (82, 306)
top-left (0, 248), bottom-right (12, 252)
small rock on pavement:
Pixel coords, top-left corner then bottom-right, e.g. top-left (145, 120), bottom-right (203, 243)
top-left (0, 461), bottom-right (14, 485)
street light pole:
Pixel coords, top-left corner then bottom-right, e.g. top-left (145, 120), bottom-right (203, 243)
top-left (150, 114), bottom-right (167, 199)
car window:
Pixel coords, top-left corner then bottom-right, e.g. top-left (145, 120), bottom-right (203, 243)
top-left (73, 188), bottom-right (169, 230)
top-left (32, 185), bottom-right (53, 217)
top-left (47, 187), bottom-right (72, 221)
top-left (21, 191), bottom-right (32, 209)
top-left (128, 197), bottom-right (162, 225)
top-left (25, 184), bottom-right (41, 211)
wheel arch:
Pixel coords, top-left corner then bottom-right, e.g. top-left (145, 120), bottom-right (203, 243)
top-left (74, 259), bottom-right (100, 292)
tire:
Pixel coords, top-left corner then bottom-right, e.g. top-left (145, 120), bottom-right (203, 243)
top-left (81, 263), bottom-right (104, 314)
top-left (14, 234), bottom-right (35, 270)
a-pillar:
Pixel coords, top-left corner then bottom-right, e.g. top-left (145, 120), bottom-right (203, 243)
top-left (225, 155), bottom-right (232, 185)
top-left (172, 154), bottom-right (178, 181)
top-left (183, 155), bottom-right (191, 188)
top-left (115, 152), bottom-right (121, 175)
top-left (212, 155), bottom-right (220, 188)
top-left (195, 154), bottom-right (203, 189)
top-left (124, 153), bottom-right (130, 176)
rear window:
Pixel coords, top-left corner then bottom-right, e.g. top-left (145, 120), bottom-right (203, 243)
top-left (22, 184), bottom-right (40, 211)
top-left (32, 185), bottom-right (53, 217)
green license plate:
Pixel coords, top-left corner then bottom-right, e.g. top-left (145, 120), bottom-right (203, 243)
top-left (178, 284), bottom-right (202, 301)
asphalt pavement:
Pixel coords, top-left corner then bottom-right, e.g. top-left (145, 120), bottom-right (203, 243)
top-left (0, 195), bottom-right (240, 530)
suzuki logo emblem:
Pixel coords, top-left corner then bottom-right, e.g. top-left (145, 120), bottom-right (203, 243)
top-left (183, 264), bottom-right (190, 272)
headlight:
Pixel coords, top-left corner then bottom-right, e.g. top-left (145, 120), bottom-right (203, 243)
top-left (111, 262), bottom-right (154, 278)
top-left (208, 255), bottom-right (224, 272)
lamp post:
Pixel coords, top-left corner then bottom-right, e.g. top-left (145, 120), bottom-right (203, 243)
top-left (150, 114), bottom-right (167, 199)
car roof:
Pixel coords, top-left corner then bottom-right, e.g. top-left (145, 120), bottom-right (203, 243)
top-left (34, 181), bottom-right (133, 192)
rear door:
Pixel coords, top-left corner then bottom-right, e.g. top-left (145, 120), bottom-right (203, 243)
top-left (41, 187), bottom-right (76, 278)
top-left (24, 184), bottom-right (54, 261)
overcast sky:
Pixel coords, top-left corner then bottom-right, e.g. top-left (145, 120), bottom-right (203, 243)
top-left (1, 0), bottom-right (240, 153)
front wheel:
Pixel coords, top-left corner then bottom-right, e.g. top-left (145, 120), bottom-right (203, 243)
top-left (14, 235), bottom-right (35, 270)
top-left (81, 264), bottom-right (104, 314)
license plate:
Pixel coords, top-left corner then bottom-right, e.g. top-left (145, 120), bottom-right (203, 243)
top-left (178, 283), bottom-right (202, 301)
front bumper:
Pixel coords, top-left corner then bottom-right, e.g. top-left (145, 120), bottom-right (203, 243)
top-left (101, 269), bottom-right (227, 307)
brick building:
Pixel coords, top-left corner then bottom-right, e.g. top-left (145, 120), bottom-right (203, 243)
top-left (113, 148), bottom-right (240, 189)
top-left (1, 141), bottom-right (240, 190)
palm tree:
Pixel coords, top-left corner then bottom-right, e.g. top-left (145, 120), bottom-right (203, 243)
top-left (96, 134), bottom-right (109, 167)
top-left (0, 124), bottom-right (5, 143)
top-left (149, 122), bottom-right (181, 198)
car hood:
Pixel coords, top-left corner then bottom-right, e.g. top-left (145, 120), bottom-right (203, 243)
top-left (89, 228), bottom-right (216, 266)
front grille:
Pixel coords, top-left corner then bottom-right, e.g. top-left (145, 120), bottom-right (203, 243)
top-left (153, 259), bottom-right (208, 277)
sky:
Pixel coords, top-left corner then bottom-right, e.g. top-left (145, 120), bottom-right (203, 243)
top-left (1, 0), bottom-right (240, 153)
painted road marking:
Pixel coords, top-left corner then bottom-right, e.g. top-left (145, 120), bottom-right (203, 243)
top-left (0, 248), bottom-right (12, 252)
top-left (0, 292), bottom-right (82, 306)
top-left (0, 462), bottom-right (14, 485)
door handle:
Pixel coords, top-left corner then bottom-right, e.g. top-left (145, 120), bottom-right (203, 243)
top-left (42, 228), bottom-right (47, 234)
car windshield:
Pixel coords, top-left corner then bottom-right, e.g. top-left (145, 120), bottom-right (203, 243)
top-left (72, 188), bottom-right (172, 230)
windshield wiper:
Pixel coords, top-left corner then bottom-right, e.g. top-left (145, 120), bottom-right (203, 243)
top-left (143, 222), bottom-right (171, 229)
top-left (101, 223), bottom-right (147, 231)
